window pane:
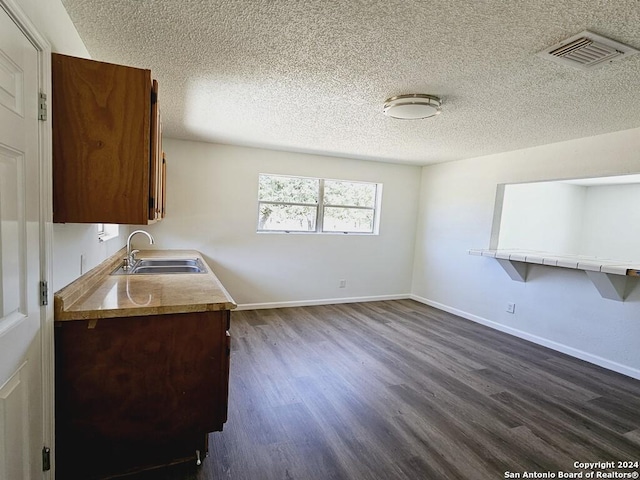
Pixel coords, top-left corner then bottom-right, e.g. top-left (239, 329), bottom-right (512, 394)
top-left (323, 207), bottom-right (374, 233)
top-left (259, 175), bottom-right (319, 204)
top-left (258, 203), bottom-right (317, 231)
top-left (324, 180), bottom-right (376, 207)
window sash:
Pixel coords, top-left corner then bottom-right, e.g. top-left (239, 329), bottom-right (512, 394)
top-left (322, 206), bottom-right (376, 233)
top-left (258, 174), bottom-right (319, 204)
top-left (257, 202), bottom-right (318, 232)
top-left (323, 204), bottom-right (375, 210)
top-left (258, 200), bottom-right (318, 208)
top-left (323, 180), bottom-right (377, 209)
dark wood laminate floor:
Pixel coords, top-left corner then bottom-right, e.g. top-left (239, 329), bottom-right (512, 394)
top-left (127, 300), bottom-right (640, 480)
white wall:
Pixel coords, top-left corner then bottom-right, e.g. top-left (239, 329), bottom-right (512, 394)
top-left (144, 139), bottom-right (421, 307)
top-left (13, 0), bottom-right (130, 291)
top-left (14, 0), bottom-right (88, 57)
top-left (412, 126), bottom-right (640, 379)
top-left (51, 224), bottom-right (125, 291)
top-left (581, 184), bottom-right (640, 261)
top-left (498, 182), bottom-right (585, 253)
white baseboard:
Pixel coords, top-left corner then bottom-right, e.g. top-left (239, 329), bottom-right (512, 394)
top-left (237, 294), bottom-right (410, 311)
top-left (409, 294), bottom-right (640, 381)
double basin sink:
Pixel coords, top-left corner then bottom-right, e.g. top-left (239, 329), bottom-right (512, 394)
top-left (112, 258), bottom-right (207, 275)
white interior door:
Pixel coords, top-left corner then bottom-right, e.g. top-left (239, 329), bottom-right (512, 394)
top-left (0, 5), bottom-right (44, 479)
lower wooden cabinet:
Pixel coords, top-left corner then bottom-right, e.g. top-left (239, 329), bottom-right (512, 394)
top-left (54, 310), bottom-right (231, 479)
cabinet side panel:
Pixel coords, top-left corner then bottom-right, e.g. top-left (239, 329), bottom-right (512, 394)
top-left (52, 53), bottom-right (151, 224)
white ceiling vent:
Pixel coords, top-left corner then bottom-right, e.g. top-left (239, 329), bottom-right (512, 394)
top-left (539, 31), bottom-right (639, 70)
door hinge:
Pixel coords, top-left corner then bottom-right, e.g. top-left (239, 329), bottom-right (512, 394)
top-left (40, 281), bottom-right (48, 306)
top-left (38, 92), bottom-right (47, 121)
top-left (42, 446), bottom-right (51, 471)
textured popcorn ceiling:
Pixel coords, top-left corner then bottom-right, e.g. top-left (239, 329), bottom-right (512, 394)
top-left (61, 0), bottom-right (640, 165)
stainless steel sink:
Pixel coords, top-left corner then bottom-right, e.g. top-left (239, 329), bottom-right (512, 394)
top-left (131, 265), bottom-right (205, 274)
top-left (136, 259), bottom-right (201, 268)
top-left (112, 258), bottom-right (207, 275)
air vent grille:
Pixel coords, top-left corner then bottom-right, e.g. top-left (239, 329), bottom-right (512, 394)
top-left (540, 31), bottom-right (638, 70)
top-left (549, 37), bottom-right (621, 66)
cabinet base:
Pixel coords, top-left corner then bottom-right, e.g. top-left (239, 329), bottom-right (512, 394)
top-left (56, 433), bottom-right (211, 479)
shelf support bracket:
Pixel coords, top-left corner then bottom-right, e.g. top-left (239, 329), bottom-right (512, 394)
top-left (496, 259), bottom-right (527, 282)
top-left (585, 271), bottom-right (627, 301)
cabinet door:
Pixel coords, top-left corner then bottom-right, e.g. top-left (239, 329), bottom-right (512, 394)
top-left (52, 54), bottom-right (158, 224)
top-left (55, 310), bottom-right (229, 478)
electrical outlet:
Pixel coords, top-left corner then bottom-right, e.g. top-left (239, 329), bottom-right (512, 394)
top-left (506, 302), bottom-right (516, 314)
top-left (339, 279), bottom-right (347, 288)
top-left (80, 253), bottom-right (87, 275)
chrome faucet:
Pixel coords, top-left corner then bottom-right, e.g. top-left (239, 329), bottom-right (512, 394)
top-left (124, 230), bottom-right (155, 270)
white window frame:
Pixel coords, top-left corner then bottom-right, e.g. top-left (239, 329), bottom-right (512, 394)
top-left (257, 174), bottom-right (382, 235)
top-left (97, 223), bottom-right (119, 242)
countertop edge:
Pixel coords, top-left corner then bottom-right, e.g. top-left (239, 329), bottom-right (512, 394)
top-left (55, 302), bottom-right (238, 321)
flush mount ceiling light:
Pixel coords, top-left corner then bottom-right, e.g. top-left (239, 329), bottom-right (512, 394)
top-left (383, 94), bottom-right (442, 119)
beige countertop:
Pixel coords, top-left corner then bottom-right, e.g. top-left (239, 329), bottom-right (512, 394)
top-left (54, 248), bottom-right (237, 321)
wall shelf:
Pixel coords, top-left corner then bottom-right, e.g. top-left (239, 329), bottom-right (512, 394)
top-left (469, 249), bottom-right (640, 301)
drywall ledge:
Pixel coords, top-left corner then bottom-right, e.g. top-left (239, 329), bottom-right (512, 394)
top-left (468, 249), bottom-right (640, 301)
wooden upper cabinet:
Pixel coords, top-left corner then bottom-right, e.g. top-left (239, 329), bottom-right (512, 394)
top-left (52, 53), bottom-right (164, 224)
